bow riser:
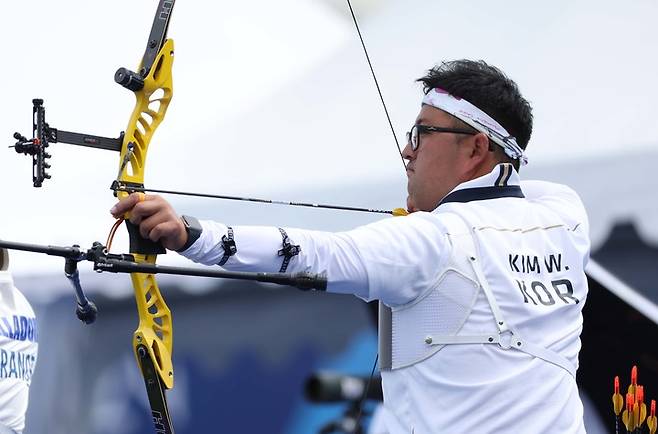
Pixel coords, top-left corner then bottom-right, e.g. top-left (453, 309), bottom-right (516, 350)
top-left (117, 38), bottom-right (174, 189)
top-left (117, 36), bottom-right (176, 426)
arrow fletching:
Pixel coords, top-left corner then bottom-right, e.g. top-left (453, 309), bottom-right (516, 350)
top-left (613, 376), bottom-right (624, 415)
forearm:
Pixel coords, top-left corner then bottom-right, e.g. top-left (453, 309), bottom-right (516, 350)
top-left (178, 214), bottom-right (449, 306)
top-left (178, 220), bottom-right (372, 298)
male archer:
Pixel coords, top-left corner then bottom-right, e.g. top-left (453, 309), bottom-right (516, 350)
top-left (111, 59), bottom-right (590, 433)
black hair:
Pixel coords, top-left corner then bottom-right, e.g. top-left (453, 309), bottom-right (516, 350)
top-left (417, 60), bottom-right (533, 168)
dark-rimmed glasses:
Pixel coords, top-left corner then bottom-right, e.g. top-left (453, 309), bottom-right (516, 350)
top-left (406, 124), bottom-right (477, 151)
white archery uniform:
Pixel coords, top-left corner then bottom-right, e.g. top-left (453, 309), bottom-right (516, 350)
top-left (181, 164), bottom-right (590, 434)
top-left (0, 259), bottom-right (38, 434)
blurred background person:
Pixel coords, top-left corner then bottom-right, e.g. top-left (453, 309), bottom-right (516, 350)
top-left (0, 248), bottom-right (38, 434)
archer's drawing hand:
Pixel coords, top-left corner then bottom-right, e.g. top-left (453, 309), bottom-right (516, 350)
top-left (110, 193), bottom-right (187, 251)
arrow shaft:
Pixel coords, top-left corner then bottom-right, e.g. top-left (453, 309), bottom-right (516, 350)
top-left (114, 185), bottom-right (393, 214)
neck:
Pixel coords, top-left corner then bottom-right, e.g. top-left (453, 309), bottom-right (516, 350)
top-left (460, 160), bottom-right (499, 185)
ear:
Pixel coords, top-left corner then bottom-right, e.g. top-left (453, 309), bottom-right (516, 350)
top-left (463, 132), bottom-right (492, 169)
top-left (459, 132), bottom-right (496, 181)
top-left (471, 133), bottom-right (491, 159)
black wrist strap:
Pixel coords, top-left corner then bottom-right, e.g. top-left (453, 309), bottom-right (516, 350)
top-left (277, 228), bottom-right (300, 273)
top-left (176, 215), bottom-right (203, 252)
top-left (217, 226), bottom-right (237, 266)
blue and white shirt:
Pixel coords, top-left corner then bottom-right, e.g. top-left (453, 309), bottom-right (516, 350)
top-left (0, 271), bottom-right (38, 434)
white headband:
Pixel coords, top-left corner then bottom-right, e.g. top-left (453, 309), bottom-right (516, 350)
top-left (422, 87), bottom-right (528, 165)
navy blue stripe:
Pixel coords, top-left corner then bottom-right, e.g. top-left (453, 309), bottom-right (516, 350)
top-left (440, 185), bottom-right (524, 205)
top-left (494, 165), bottom-right (506, 186)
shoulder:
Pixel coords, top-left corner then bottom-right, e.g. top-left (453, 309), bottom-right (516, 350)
top-left (521, 180), bottom-right (590, 248)
top-left (350, 211), bottom-right (452, 239)
top-left (522, 180), bottom-right (588, 221)
top-left (342, 213), bottom-right (454, 306)
top-left (345, 212), bottom-right (453, 268)
top-left (521, 180), bottom-right (583, 202)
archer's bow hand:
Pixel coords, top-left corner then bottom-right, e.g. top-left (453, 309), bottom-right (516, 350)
top-left (111, 193), bottom-right (188, 251)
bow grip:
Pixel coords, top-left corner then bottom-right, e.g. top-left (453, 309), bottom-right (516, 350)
top-left (125, 220), bottom-right (166, 255)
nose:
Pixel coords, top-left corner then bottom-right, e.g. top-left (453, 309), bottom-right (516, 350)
top-left (401, 140), bottom-right (414, 163)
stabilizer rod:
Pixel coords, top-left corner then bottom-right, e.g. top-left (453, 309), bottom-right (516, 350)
top-left (0, 239), bottom-right (328, 292)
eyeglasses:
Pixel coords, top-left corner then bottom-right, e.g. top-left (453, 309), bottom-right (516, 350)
top-left (406, 124), bottom-right (477, 151)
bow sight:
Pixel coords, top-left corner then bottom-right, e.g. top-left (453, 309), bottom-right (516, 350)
top-left (10, 0), bottom-right (174, 188)
top-left (11, 99), bottom-right (124, 187)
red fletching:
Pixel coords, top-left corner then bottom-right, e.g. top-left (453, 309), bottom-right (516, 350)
top-left (615, 376), bottom-right (620, 394)
top-left (628, 392), bottom-right (635, 411)
top-left (652, 400), bottom-right (656, 417)
top-left (632, 366), bottom-right (638, 386)
top-left (638, 386), bottom-right (645, 405)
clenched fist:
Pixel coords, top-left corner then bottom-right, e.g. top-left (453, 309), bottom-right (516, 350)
top-left (110, 193), bottom-right (188, 251)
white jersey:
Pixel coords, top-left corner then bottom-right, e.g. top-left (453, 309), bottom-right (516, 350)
top-left (181, 164), bottom-right (590, 434)
top-left (0, 271), bottom-right (38, 434)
